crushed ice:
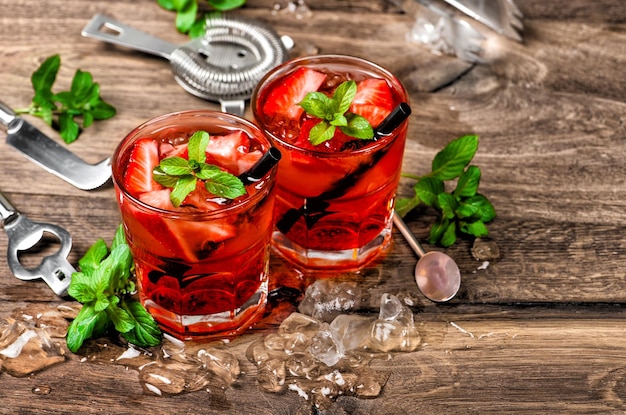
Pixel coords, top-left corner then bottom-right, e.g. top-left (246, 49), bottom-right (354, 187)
top-left (247, 287), bottom-right (421, 407)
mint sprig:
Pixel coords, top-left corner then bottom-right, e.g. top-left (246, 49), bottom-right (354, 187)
top-left (66, 225), bottom-right (162, 353)
top-left (299, 80), bottom-right (374, 145)
top-left (153, 130), bottom-right (246, 206)
top-left (396, 135), bottom-right (496, 247)
top-left (14, 54), bottom-right (116, 144)
top-left (157, 0), bottom-right (246, 38)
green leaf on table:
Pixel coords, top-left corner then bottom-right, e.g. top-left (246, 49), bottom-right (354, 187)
top-left (66, 225), bottom-right (162, 353)
top-left (121, 300), bottom-right (163, 346)
top-left (15, 54), bottom-right (116, 144)
top-left (397, 134), bottom-right (496, 247)
top-left (430, 134), bottom-right (478, 180)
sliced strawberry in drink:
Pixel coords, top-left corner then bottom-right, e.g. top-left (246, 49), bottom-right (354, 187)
top-left (236, 150), bottom-right (264, 175)
top-left (161, 142), bottom-right (188, 159)
top-left (205, 131), bottom-right (250, 174)
top-left (350, 78), bottom-right (394, 127)
top-left (262, 67), bottom-right (326, 120)
top-left (138, 188), bottom-right (236, 262)
top-left (124, 138), bottom-right (162, 196)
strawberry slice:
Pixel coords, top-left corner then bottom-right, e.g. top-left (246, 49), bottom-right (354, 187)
top-left (262, 67), bottom-right (326, 120)
top-left (205, 131), bottom-right (250, 174)
top-left (349, 78), bottom-right (394, 127)
top-left (138, 188), bottom-right (236, 262)
top-left (236, 150), bottom-right (264, 175)
top-left (124, 138), bottom-right (162, 196)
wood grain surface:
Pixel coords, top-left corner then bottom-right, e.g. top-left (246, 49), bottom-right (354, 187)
top-left (1, 0), bottom-right (626, 413)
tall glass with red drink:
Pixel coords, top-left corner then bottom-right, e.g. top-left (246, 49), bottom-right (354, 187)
top-left (252, 55), bottom-right (410, 270)
top-left (112, 110), bottom-right (278, 340)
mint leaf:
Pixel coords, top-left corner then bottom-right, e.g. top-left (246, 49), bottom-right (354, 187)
top-left (67, 272), bottom-right (97, 304)
top-left (454, 165), bottom-right (481, 197)
top-left (332, 80), bottom-right (357, 115)
top-left (188, 130), bottom-right (209, 163)
top-left (300, 92), bottom-right (332, 120)
top-left (78, 239), bottom-right (108, 275)
top-left (309, 121), bottom-right (335, 145)
top-left (153, 130), bottom-right (247, 203)
top-left (16, 54), bottom-right (116, 144)
top-left (160, 157), bottom-right (194, 176)
top-left (66, 304), bottom-right (101, 353)
top-left (105, 299), bottom-right (136, 334)
top-left (460, 220), bottom-right (489, 238)
top-left (430, 135), bottom-right (478, 180)
top-left (204, 170), bottom-right (246, 199)
top-left (121, 300), bottom-right (163, 346)
top-left (340, 113), bottom-right (373, 139)
top-left (440, 221), bottom-right (458, 247)
top-left (397, 134), bottom-right (495, 247)
top-left (170, 174), bottom-right (197, 207)
top-left (299, 80), bottom-right (374, 145)
top-left (31, 55), bottom-right (59, 98)
top-left (66, 224), bottom-right (162, 352)
top-left (414, 177), bottom-right (444, 207)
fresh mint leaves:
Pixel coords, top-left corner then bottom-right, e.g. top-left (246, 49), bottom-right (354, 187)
top-left (396, 135), bottom-right (496, 247)
top-left (66, 225), bottom-right (162, 353)
top-left (153, 130), bottom-right (246, 206)
top-left (157, 0), bottom-right (246, 37)
top-left (15, 54), bottom-right (116, 144)
top-left (299, 80), bottom-right (374, 145)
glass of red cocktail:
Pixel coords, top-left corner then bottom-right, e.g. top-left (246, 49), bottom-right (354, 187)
top-left (112, 110), bottom-right (278, 340)
top-left (252, 54), bottom-right (410, 270)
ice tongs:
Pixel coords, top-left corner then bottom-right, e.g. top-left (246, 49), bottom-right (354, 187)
top-left (0, 191), bottom-right (75, 296)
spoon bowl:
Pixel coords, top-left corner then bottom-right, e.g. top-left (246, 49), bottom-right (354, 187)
top-left (393, 212), bottom-right (461, 302)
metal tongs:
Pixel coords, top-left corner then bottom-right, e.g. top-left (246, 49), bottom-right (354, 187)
top-left (0, 191), bottom-right (75, 296)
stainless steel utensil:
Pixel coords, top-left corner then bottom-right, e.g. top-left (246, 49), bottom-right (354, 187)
top-left (82, 13), bottom-right (290, 116)
top-left (393, 212), bottom-right (461, 302)
top-left (442, 0), bottom-right (523, 41)
top-left (0, 191), bottom-right (75, 296)
top-left (0, 100), bottom-right (112, 190)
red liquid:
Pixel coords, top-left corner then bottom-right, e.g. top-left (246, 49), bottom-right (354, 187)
top-left (253, 55), bottom-right (409, 270)
top-left (112, 111), bottom-right (277, 340)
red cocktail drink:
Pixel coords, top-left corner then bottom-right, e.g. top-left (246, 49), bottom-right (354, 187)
top-left (112, 111), bottom-right (278, 340)
top-left (252, 55), bottom-right (409, 270)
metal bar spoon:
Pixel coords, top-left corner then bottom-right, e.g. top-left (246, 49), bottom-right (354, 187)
top-left (393, 212), bottom-right (461, 302)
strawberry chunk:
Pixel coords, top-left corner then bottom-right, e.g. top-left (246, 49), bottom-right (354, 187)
top-left (205, 131), bottom-right (250, 174)
top-left (138, 188), bottom-right (236, 262)
top-left (124, 138), bottom-right (162, 196)
top-left (350, 78), bottom-right (394, 127)
top-left (236, 150), bottom-right (264, 175)
top-left (262, 67), bottom-right (326, 120)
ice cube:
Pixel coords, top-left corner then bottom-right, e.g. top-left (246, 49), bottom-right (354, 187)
top-left (257, 358), bottom-right (287, 392)
top-left (0, 323), bottom-right (65, 377)
top-left (369, 319), bottom-right (421, 353)
top-left (329, 314), bottom-right (375, 352)
top-left (298, 280), bottom-right (362, 322)
top-left (309, 323), bottom-right (344, 367)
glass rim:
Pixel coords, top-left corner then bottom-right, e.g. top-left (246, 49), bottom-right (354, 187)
top-left (251, 54), bottom-right (410, 158)
top-left (112, 109), bottom-right (277, 219)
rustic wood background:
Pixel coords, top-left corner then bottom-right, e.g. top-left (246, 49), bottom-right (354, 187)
top-left (1, 0), bottom-right (626, 413)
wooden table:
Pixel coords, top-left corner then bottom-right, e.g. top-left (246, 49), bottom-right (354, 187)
top-left (1, 0), bottom-right (626, 413)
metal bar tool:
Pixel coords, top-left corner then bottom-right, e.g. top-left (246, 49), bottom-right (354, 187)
top-left (0, 191), bottom-right (75, 296)
top-left (0, 100), bottom-right (112, 190)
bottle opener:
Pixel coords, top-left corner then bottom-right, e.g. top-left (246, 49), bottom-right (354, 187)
top-left (0, 100), bottom-right (112, 190)
top-left (0, 191), bottom-right (75, 296)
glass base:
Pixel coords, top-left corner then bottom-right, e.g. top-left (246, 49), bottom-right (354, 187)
top-left (271, 219), bottom-right (393, 272)
top-left (143, 280), bottom-right (268, 341)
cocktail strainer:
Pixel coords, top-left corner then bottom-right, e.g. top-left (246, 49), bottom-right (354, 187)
top-left (82, 13), bottom-right (290, 115)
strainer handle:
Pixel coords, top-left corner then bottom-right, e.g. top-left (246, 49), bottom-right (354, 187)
top-left (81, 14), bottom-right (177, 59)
